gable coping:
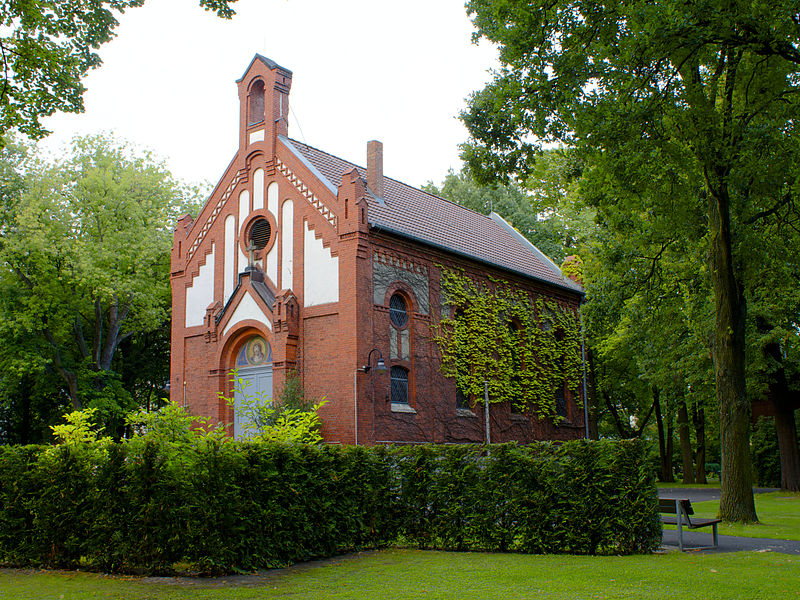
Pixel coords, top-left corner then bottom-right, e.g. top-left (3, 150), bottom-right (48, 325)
top-left (276, 157), bottom-right (337, 228)
top-left (187, 168), bottom-right (245, 263)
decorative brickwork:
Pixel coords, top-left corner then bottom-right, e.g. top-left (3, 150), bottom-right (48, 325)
top-left (170, 54), bottom-right (585, 446)
top-left (187, 169), bottom-right (245, 262)
top-left (276, 158), bottom-right (337, 227)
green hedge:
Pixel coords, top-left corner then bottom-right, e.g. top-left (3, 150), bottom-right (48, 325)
top-left (0, 440), bottom-right (660, 574)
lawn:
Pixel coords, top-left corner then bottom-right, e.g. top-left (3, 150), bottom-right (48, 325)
top-left (689, 491), bottom-right (800, 540)
top-left (657, 483), bottom-right (800, 541)
top-left (1, 549), bottom-right (798, 600)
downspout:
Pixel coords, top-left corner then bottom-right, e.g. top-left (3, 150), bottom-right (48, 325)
top-left (580, 304), bottom-right (589, 439)
top-left (353, 369), bottom-right (359, 445)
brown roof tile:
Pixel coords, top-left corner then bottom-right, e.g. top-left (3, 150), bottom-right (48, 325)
top-left (280, 137), bottom-right (583, 295)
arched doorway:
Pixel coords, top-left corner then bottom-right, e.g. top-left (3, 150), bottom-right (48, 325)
top-left (233, 335), bottom-right (273, 439)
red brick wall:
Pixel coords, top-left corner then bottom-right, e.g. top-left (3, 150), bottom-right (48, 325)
top-left (170, 55), bottom-right (584, 445)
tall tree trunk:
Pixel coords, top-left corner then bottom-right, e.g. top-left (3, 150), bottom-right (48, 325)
top-left (654, 386), bottom-right (673, 482)
top-left (676, 398), bottom-right (695, 484)
top-left (758, 323), bottom-right (800, 492)
top-left (708, 182), bottom-right (757, 522)
top-left (604, 390), bottom-right (631, 438)
top-left (693, 403), bottom-right (707, 484)
top-left (775, 407), bottom-right (800, 491)
top-left (775, 403), bottom-right (800, 492)
top-left (667, 412), bottom-right (674, 480)
top-left (43, 328), bottom-right (81, 410)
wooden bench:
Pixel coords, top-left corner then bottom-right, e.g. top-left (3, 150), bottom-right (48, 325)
top-left (659, 498), bottom-right (722, 551)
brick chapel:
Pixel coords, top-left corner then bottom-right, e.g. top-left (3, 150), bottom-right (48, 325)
top-left (170, 55), bottom-right (586, 445)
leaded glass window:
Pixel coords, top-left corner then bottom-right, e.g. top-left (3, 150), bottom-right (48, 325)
top-left (389, 293), bottom-right (408, 328)
top-left (390, 366), bottom-right (409, 404)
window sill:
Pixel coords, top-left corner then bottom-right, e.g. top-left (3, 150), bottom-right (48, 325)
top-left (391, 402), bottom-right (416, 414)
top-left (456, 408), bottom-right (476, 418)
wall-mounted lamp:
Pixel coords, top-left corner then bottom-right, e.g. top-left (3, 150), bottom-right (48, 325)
top-left (354, 348), bottom-right (388, 445)
top-left (362, 348), bottom-right (388, 374)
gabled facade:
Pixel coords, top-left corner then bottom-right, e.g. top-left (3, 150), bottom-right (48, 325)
top-left (170, 55), bottom-right (586, 444)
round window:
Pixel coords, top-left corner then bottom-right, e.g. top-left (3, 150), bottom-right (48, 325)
top-left (389, 293), bottom-right (408, 328)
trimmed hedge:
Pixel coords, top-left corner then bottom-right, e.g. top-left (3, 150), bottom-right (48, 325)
top-left (0, 440), bottom-right (660, 574)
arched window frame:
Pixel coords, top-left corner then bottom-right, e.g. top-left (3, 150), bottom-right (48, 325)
top-left (248, 79), bottom-right (266, 126)
top-left (385, 284), bottom-right (416, 411)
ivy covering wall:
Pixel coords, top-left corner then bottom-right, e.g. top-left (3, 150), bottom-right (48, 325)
top-left (0, 439), bottom-right (660, 574)
top-left (433, 268), bottom-right (583, 419)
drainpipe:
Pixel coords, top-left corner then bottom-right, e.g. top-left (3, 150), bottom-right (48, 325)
top-left (580, 307), bottom-right (589, 439)
top-left (353, 369), bottom-right (359, 445)
top-left (484, 380), bottom-right (490, 445)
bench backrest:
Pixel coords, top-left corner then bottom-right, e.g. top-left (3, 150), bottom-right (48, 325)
top-left (658, 499), bottom-right (695, 522)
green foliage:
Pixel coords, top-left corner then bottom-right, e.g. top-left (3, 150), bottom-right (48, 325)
top-left (462, 0), bottom-right (800, 522)
top-left (222, 370), bottom-right (327, 444)
top-left (49, 408), bottom-right (108, 447)
top-left (0, 1), bottom-right (239, 140)
top-left (0, 134), bottom-right (205, 436)
top-left (125, 401), bottom-right (227, 450)
top-left (0, 439), bottom-right (658, 573)
top-left (433, 269), bottom-right (582, 419)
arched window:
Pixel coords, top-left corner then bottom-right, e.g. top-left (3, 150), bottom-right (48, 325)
top-left (389, 293), bottom-right (409, 328)
top-left (248, 79), bottom-right (265, 126)
top-left (390, 366), bottom-right (409, 404)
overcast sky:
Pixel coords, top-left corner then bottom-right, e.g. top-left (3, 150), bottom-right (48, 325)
top-left (40, 0), bottom-right (498, 190)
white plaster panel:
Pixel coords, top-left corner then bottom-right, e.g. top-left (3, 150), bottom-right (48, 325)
top-left (222, 290), bottom-right (273, 337)
top-left (224, 215), bottom-right (236, 303)
top-left (266, 243), bottom-right (278, 286)
top-left (238, 190), bottom-right (250, 232)
top-left (281, 199), bottom-right (294, 290)
top-left (267, 182), bottom-right (278, 221)
top-left (185, 244), bottom-right (215, 327)
top-left (249, 129), bottom-right (265, 144)
top-left (303, 222), bottom-right (339, 306)
top-left (253, 169), bottom-right (264, 211)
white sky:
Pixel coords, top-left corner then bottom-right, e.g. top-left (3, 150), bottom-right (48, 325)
top-left (40, 0), bottom-right (498, 190)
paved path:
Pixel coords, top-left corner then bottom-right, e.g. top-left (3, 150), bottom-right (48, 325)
top-left (657, 486), bottom-right (797, 554)
top-left (660, 529), bottom-right (800, 555)
top-left (657, 487), bottom-right (779, 503)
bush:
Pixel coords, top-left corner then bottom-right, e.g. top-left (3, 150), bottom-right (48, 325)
top-left (0, 438), bottom-right (659, 574)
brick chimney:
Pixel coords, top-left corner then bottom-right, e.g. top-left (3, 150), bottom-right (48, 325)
top-left (367, 140), bottom-right (383, 198)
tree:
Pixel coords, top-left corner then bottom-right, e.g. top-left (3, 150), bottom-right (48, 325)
top-left (0, 0), bottom-right (239, 140)
top-left (462, 0), bottom-right (800, 522)
top-left (0, 134), bottom-right (198, 434)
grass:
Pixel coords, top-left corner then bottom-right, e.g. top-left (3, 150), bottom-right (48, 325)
top-left (687, 491), bottom-right (800, 540)
top-left (1, 549), bottom-right (799, 600)
top-left (656, 482), bottom-right (722, 489)
top-left (657, 483), bottom-right (800, 540)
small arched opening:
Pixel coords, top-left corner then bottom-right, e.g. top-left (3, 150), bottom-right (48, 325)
top-left (248, 79), bottom-right (266, 126)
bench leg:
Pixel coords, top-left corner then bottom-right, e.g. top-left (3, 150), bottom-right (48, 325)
top-left (676, 500), bottom-right (684, 551)
top-left (712, 523), bottom-right (718, 548)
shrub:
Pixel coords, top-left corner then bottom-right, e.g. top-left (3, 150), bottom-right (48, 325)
top-left (0, 439), bottom-right (659, 574)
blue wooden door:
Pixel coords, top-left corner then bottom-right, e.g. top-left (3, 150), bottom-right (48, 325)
top-left (233, 365), bottom-right (273, 439)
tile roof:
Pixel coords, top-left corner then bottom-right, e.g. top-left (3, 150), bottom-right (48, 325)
top-left (279, 137), bottom-right (583, 295)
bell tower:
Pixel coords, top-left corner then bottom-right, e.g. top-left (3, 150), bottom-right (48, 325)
top-left (236, 54), bottom-right (293, 160)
